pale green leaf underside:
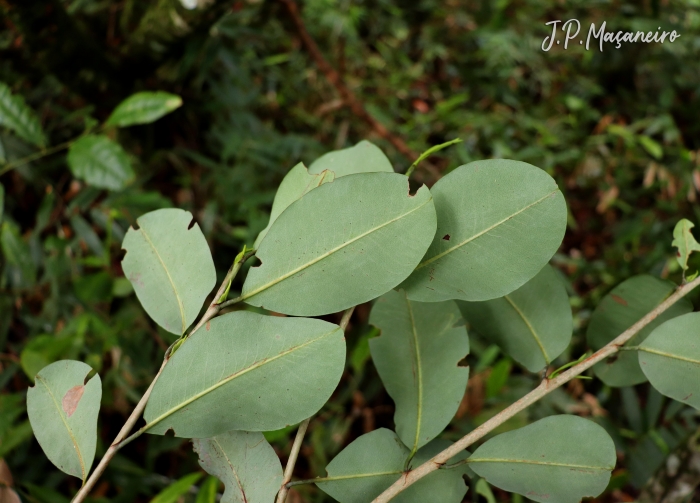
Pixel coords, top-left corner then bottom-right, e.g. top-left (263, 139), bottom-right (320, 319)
top-left (308, 140), bottom-right (394, 177)
top-left (67, 135), bottom-right (135, 191)
top-left (242, 172), bottom-right (436, 316)
top-left (254, 162), bottom-right (334, 248)
top-left (672, 219), bottom-right (700, 273)
top-left (369, 290), bottom-right (469, 452)
top-left (469, 415), bottom-right (615, 503)
top-left (639, 312), bottom-right (700, 410)
top-left (26, 360), bottom-right (101, 482)
top-left (193, 430), bottom-right (283, 503)
top-left (0, 82), bottom-right (46, 147)
top-left (121, 208), bottom-right (216, 335)
top-left (399, 159), bottom-right (567, 303)
top-left (458, 265), bottom-right (572, 372)
top-left (317, 429), bottom-right (469, 503)
top-left (587, 275), bottom-right (693, 387)
top-left (144, 311), bottom-right (346, 438)
top-left (106, 91), bottom-right (183, 127)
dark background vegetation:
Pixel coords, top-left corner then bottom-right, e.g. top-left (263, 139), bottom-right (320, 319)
top-left (1, 0), bottom-right (700, 501)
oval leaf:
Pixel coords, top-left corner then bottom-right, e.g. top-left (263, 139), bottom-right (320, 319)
top-left (468, 415), bottom-right (616, 503)
top-left (193, 431), bottom-right (283, 503)
top-left (67, 135), bottom-right (134, 191)
top-left (26, 360), bottom-right (101, 482)
top-left (254, 162), bottom-right (334, 248)
top-left (369, 290), bottom-right (469, 452)
top-left (317, 429), bottom-right (469, 503)
top-left (106, 91), bottom-right (183, 127)
top-left (0, 82), bottom-right (46, 147)
top-left (457, 265), bottom-right (572, 372)
top-left (121, 208), bottom-right (216, 335)
top-left (587, 275), bottom-right (693, 387)
top-left (639, 312), bottom-right (700, 409)
top-left (241, 172), bottom-right (436, 316)
top-left (308, 140), bottom-right (394, 177)
top-left (399, 159), bottom-right (567, 302)
top-left (144, 311), bottom-right (346, 437)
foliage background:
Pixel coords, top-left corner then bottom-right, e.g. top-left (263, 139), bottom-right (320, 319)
top-left (1, 0), bottom-right (700, 501)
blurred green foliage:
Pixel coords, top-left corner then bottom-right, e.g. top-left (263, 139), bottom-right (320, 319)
top-left (1, 0), bottom-right (700, 501)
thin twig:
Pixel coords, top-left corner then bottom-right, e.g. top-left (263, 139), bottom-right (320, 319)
top-left (0, 140), bottom-right (74, 177)
top-left (276, 306), bottom-right (355, 503)
top-left (372, 275), bottom-right (700, 503)
top-left (277, 0), bottom-right (439, 179)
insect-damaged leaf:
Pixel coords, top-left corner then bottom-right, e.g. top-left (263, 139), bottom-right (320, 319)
top-left (67, 135), bottom-right (135, 191)
top-left (639, 312), bottom-right (700, 410)
top-left (308, 140), bottom-right (394, 177)
top-left (144, 311), bottom-right (345, 438)
top-left (672, 219), bottom-right (700, 278)
top-left (122, 208), bottom-right (216, 335)
top-left (105, 91), bottom-right (182, 127)
top-left (253, 162), bottom-right (334, 248)
top-left (193, 431), bottom-right (283, 503)
top-left (317, 429), bottom-right (469, 503)
top-left (468, 415), bottom-right (616, 503)
top-left (587, 275), bottom-right (693, 387)
top-left (369, 290), bottom-right (469, 453)
top-left (241, 172), bottom-right (436, 316)
top-left (399, 159), bottom-right (567, 302)
top-left (26, 360), bottom-right (101, 482)
top-left (457, 265), bottom-right (572, 373)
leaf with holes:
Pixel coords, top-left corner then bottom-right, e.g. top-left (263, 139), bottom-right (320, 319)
top-left (0, 82), bottom-right (46, 147)
top-left (26, 360), bottom-right (101, 482)
top-left (399, 160), bottom-right (567, 302)
top-left (317, 429), bottom-right (470, 503)
top-left (468, 415), bottom-right (616, 503)
top-left (121, 208), bottom-right (216, 335)
top-left (587, 275), bottom-right (693, 387)
top-left (672, 219), bottom-right (700, 278)
top-left (639, 312), bottom-right (700, 409)
top-left (106, 91), bottom-right (182, 127)
top-left (193, 430), bottom-right (283, 503)
top-left (457, 265), bottom-right (572, 372)
top-left (253, 162), bottom-right (334, 248)
top-left (308, 140), bottom-right (394, 177)
top-left (369, 290), bottom-right (469, 453)
top-left (67, 135), bottom-right (135, 190)
top-left (241, 172), bottom-right (436, 316)
top-left (144, 311), bottom-right (345, 438)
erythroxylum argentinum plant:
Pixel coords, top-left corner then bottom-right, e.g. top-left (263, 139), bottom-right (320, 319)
top-left (25, 138), bottom-right (700, 503)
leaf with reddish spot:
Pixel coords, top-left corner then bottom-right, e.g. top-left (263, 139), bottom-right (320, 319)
top-left (62, 385), bottom-right (84, 417)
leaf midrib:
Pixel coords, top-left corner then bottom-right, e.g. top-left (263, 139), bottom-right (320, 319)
top-left (638, 347), bottom-right (700, 365)
top-left (145, 326), bottom-right (342, 432)
top-left (467, 458), bottom-right (613, 471)
top-left (212, 438), bottom-right (247, 501)
top-left (35, 375), bottom-right (86, 481)
top-left (318, 470), bottom-right (404, 483)
top-left (404, 296), bottom-right (423, 455)
top-left (504, 294), bottom-right (550, 363)
top-left (242, 195), bottom-right (432, 301)
top-left (415, 189), bottom-right (559, 270)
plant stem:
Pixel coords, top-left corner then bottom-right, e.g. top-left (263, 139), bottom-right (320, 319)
top-left (276, 306), bottom-right (355, 503)
top-left (372, 275), bottom-right (700, 503)
top-left (0, 139), bottom-right (74, 177)
top-left (404, 138), bottom-right (463, 179)
top-left (285, 472), bottom-right (403, 488)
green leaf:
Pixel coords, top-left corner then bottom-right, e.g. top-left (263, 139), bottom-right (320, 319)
top-left (639, 312), bottom-right (700, 409)
top-left (457, 265), bottom-right (572, 372)
top-left (586, 275), bottom-right (693, 387)
top-left (0, 183), bottom-right (5, 223)
top-left (637, 135), bottom-right (663, 160)
top-left (67, 135), bottom-right (134, 190)
top-left (369, 290), bottom-right (469, 453)
top-left (0, 82), bottom-right (46, 147)
top-left (195, 477), bottom-right (219, 503)
top-left (106, 91), bottom-right (183, 127)
top-left (253, 162), bottom-right (334, 248)
top-left (317, 429), bottom-right (469, 503)
top-left (121, 208), bottom-right (216, 335)
top-left (192, 430), bottom-right (283, 503)
top-left (468, 415), bottom-right (616, 503)
top-left (475, 479), bottom-right (497, 503)
top-left (150, 473), bottom-right (202, 503)
top-left (26, 360), bottom-right (102, 482)
top-left (241, 172), bottom-right (436, 316)
top-left (144, 311), bottom-right (346, 438)
top-left (399, 160), bottom-right (567, 302)
top-left (308, 140), bottom-right (394, 177)
top-left (1, 221), bottom-right (37, 288)
top-left (672, 219), bottom-right (700, 277)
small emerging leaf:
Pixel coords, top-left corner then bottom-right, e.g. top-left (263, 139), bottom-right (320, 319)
top-left (308, 140), bottom-right (394, 177)
top-left (672, 219), bottom-right (700, 278)
top-left (193, 431), bottom-right (283, 503)
top-left (26, 360), bottom-right (102, 482)
top-left (0, 82), bottom-right (46, 147)
top-left (67, 135), bottom-right (134, 191)
top-left (106, 91), bottom-right (183, 127)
